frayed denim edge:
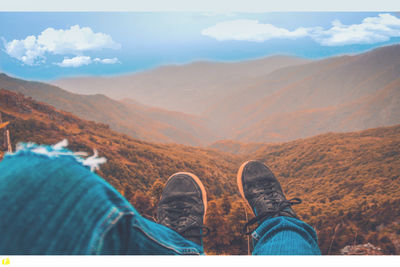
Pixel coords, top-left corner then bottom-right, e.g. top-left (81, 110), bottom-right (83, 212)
top-left (4, 139), bottom-right (107, 172)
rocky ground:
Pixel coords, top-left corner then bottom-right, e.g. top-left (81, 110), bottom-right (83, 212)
top-left (340, 243), bottom-right (384, 255)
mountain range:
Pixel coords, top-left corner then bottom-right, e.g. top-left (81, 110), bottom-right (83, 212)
top-left (0, 73), bottom-right (215, 145)
top-left (53, 55), bottom-right (310, 115)
top-left (0, 55), bottom-right (312, 145)
top-left (52, 44), bottom-right (400, 144)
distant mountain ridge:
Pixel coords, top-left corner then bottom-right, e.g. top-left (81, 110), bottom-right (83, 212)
top-left (52, 55), bottom-right (310, 115)
top-left (3, 45), bottom-right (400, 145)
top-left (0, 73), bottom-right (216, 145)
top-left (0, 55), bottom-right (312, 145)
top-left (210, 45), bottom-right (400, 142)
top-left (52, 45), bottom-right (400, 144)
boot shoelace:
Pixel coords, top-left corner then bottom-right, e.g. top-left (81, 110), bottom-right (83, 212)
top-left (160, 205), bottom-right (210, 238)
top-left (243, 197), bottom-right (302, 235)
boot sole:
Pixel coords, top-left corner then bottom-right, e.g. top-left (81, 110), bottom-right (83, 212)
top-left (237, 160), bottom-right (256, 216)
top-left (166, 172), bottom-right (208, 223)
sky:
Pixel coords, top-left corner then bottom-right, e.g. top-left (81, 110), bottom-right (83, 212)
top-left (0, 12), bottom-right (400, 81)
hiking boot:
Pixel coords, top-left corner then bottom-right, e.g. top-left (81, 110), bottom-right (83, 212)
top-left (156, 172), bottom-right (209, 245)
top-left (237, 160), bottom-right (301, 234)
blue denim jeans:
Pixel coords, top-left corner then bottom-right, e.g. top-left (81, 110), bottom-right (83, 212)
top-left (0, 142), bottom-right (320, 255)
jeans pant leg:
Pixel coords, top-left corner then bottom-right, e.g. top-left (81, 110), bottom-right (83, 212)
top-left (0, 142), bottom-right (203, 255)
top-left (251, 216), bottom-right (321, 255)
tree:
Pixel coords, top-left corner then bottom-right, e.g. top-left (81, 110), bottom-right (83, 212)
top-left (220, 194), bottom-right (231, 215)
top-left (150, 179), bottom-right (164, 200)
top-left (130, 191), bottom-right (155, 220)
top-left (204, 201), bottom-right (231, 254)
top-left (226, 200), bottom-right (250, 254)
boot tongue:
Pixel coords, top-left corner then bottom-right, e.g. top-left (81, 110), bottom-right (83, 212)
top-left (252, 191), bottom-right (283, 216)
top-left (161, 205), bottom-right (204, 246)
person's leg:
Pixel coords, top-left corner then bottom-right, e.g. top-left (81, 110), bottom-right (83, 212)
top-left (0, 141), bottom-right (205, 255)
top-left (237, 160), bottom-right (321, 255)
top-left (102, 171), bottom-right (209, 255)
top-left (250, 216), bottom-right (320, 255)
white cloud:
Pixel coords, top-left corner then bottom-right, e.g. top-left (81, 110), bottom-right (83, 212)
top-left (4, 25), bottom-right (121, 65)
top-left (55, 56), bottom-right (120, 68)
top-left (4, 35), bottom-right (46, 65)
top-left (201, 13), bottom-right (400, 46)
top-left (56, 56), bottom-right (92, 68)
top-left (201, 19), bottom-right (309, 42)
top-left (312, 13), bottom-right (400, 46)
top-left (93, 57), bottom-right (119, 64)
